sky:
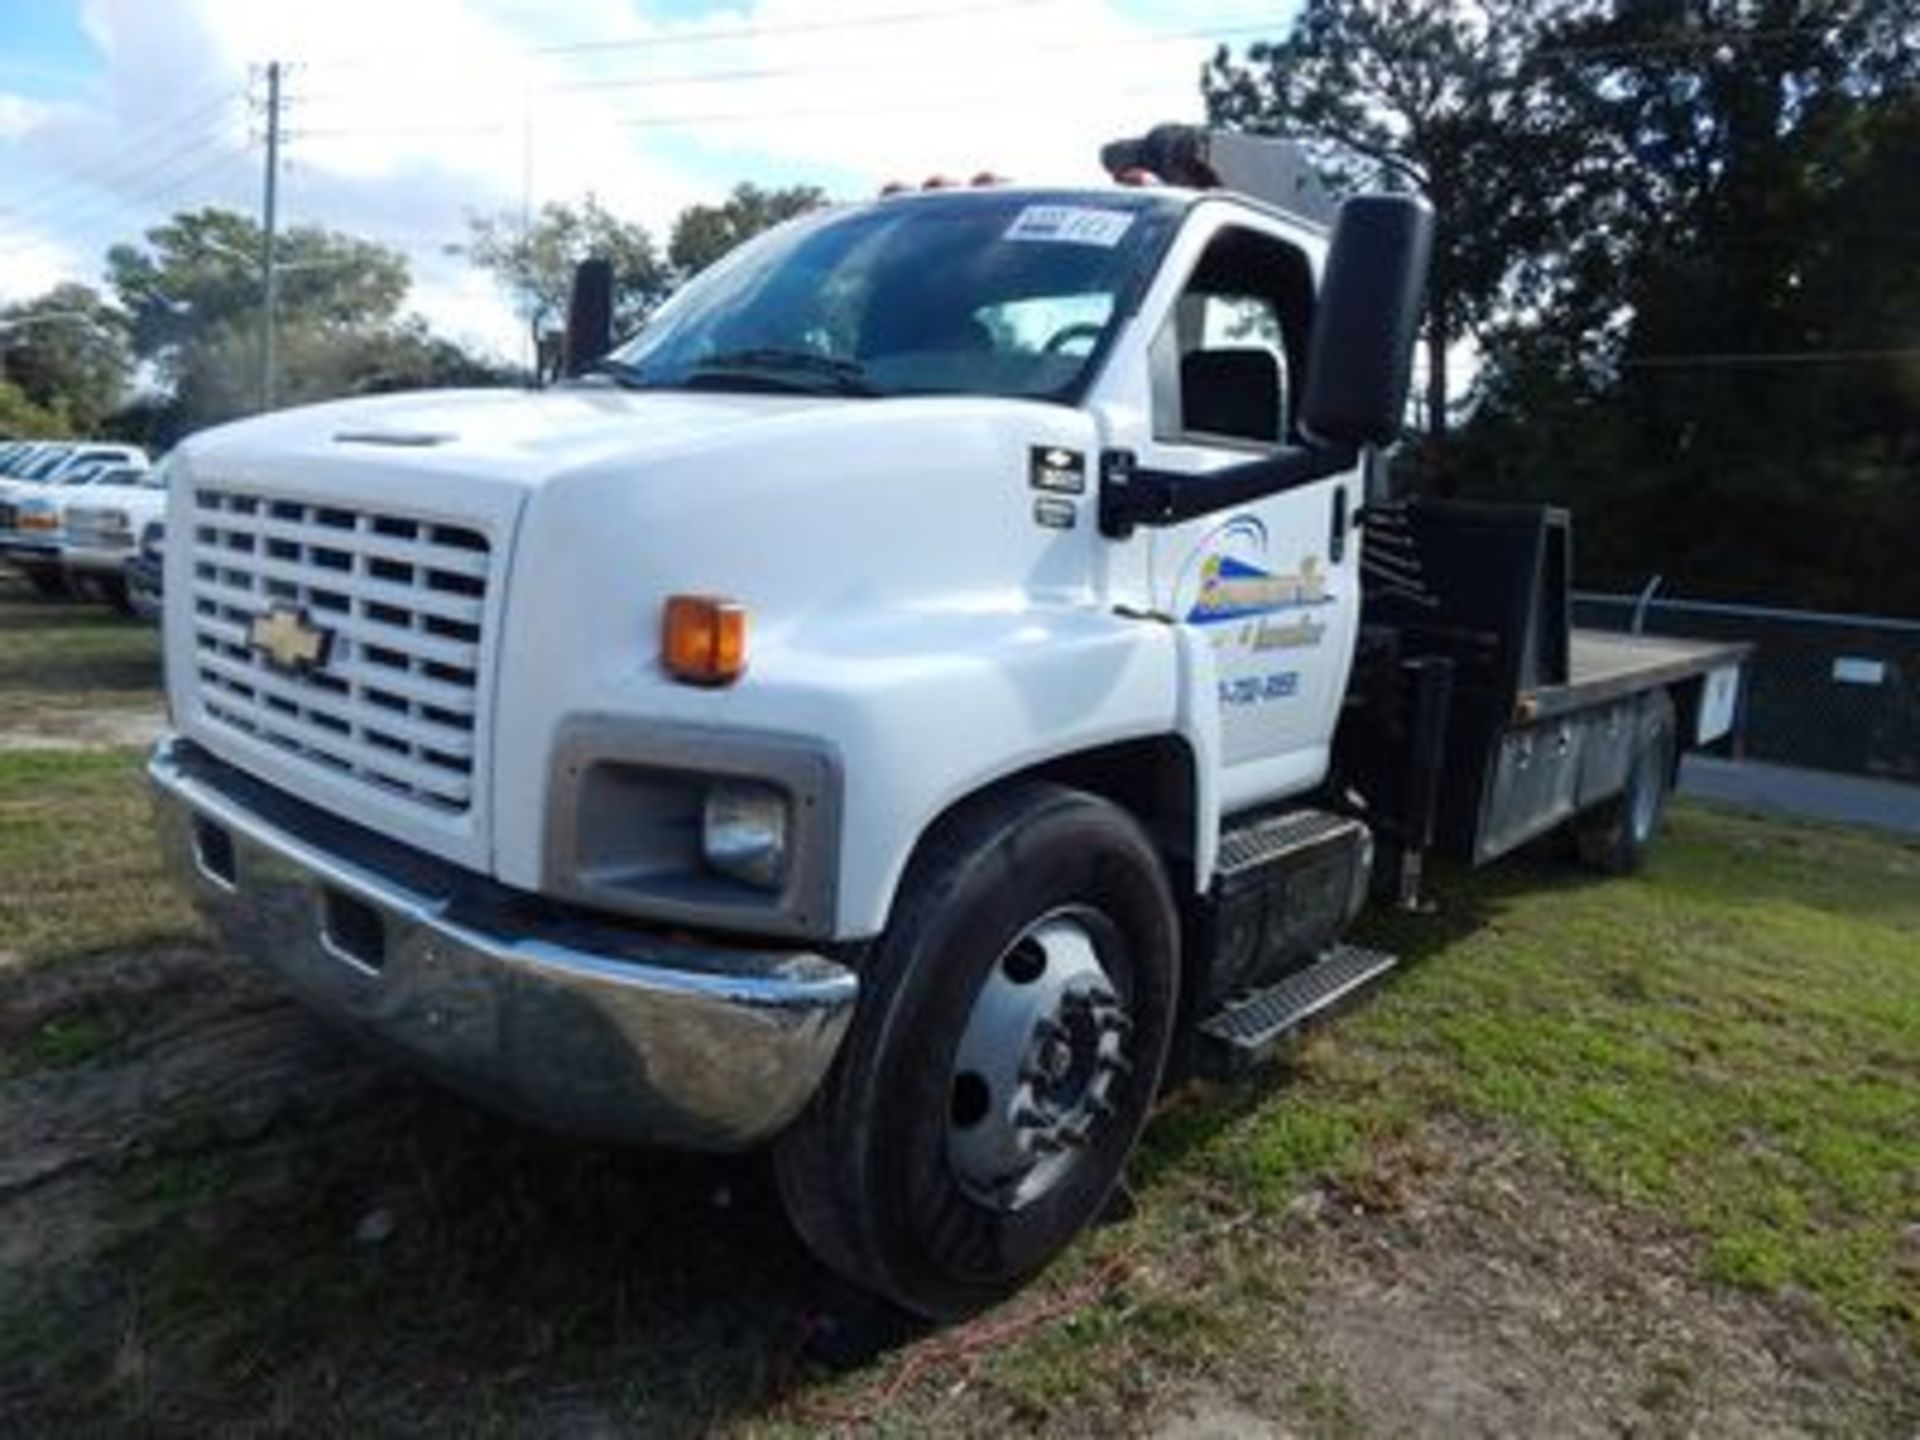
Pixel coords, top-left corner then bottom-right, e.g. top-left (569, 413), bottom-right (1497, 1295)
top-left (0, 0), bottom-right (1302, 365)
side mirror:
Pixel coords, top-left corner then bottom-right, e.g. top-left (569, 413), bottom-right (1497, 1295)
top-left (1300, 195), bottom-right (1433, 447)
top-left (564, 258), bottom-right (615, 378)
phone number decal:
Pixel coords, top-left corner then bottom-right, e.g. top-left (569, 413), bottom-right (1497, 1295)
top-left (1219, 670), bottom-right (1299, 707)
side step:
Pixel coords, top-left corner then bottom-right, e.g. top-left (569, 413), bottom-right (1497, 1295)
top-left (1216, 808), bottom-right (1363, 878)
top-left (1195, 943), bottom-right (1399, 1075)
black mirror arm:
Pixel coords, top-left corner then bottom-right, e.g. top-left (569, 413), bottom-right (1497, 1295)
top-left (1099, 441), bottom-right (1358, 539)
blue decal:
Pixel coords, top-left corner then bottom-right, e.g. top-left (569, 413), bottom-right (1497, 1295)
top-left (1180, 513), bottom-right (1335, 626)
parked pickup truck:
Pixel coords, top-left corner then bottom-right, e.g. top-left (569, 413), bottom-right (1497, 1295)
top-left (61, 462), bottom-right (170, 611)
top-left (0, 445), bottom-right (150, 598)
top-left (151, 126), bottom-right (1746, 1319)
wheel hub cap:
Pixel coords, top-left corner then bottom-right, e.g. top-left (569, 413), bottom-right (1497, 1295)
top-left (946, 912), bottom-right (1134, 1211)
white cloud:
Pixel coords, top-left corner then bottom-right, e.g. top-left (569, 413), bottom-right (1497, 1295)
top-left (0, 93), bottom-right (56, 141)
top-left (2, 0), bottom-right (1290, 363)
top-left (0, 223), bottom-right (87, 299)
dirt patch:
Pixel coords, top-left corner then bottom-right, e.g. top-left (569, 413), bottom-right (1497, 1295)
top-left (1157, 1120), bottom-right (1913, 1438)
top-left (0, 707), bottom-right (164, 752)
top-left (0, 943), bottom-right (390, 1293)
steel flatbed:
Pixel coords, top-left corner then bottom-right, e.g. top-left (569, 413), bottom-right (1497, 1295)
top-left (1523, 630), bottom-right (1751, 722)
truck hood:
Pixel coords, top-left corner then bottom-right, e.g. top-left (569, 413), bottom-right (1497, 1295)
top-left (165, 375), bottom-right (1109, 888)
top-left (184, 385), bottom-right (838, 485)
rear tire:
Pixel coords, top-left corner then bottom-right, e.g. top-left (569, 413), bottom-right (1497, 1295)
top-left (1575, 693), bottom-right (1676, 874)
top-left (774, 782), bottom-right (1180, 1320)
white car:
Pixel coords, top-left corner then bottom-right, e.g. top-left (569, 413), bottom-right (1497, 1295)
top-left (0, 439), bottom-right (50, 476)
top-left (62, 463), bottom-right (170, 610)
top-left (0, 442), bottom-right (149, 510)
top-left (0, 460), bottom-right (149, 600)
top-left (45, 442), bottom-right (147, 480)
top-left (1, 441), bottom-right (144, 487)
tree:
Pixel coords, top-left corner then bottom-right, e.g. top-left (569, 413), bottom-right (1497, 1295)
top-left (668, 182), bottom-right (826, 277)
top-left (1460, 0), bottom-right (1920, 613)
top-left (1203, 0), bottom-right (1600, 490)
top-left (107, 208), bottom-right (413, 426)
top-left (463, 197), bottom-right (671, 368)
top-left (0, 284), bottom-right (132, 433)
top-left (0, 381), bottom-right (66, 439)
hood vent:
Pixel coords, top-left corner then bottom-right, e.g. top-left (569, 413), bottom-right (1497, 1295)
top-left (333, 430), bottom-right (454, 448)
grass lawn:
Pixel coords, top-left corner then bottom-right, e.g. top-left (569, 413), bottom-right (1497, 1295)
top-left (0, 574), bottom-right (162, 734)
top-left (1, 731), bottom-right (1915, 1433)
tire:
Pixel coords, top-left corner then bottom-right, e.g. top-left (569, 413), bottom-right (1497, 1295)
top-left (97, 574), bottom-right (136, 617)
top-left (1575, 692), bottom-right (1677, 874)
top-left (774, 781), bottom-right (1180, 1320)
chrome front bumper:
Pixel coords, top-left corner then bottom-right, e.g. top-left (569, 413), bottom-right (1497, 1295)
top-left (61, 541), bottom-right (135, 577)
top-left (149, 736), bottom-right (857, 1151)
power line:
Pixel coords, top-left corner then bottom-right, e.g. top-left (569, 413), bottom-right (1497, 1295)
top-left (260, 60), bottom-right (283, 411)
top-left (0, 141), bottom-right (256, 256)
top-left (1526, 19), bottom-right (1868, 63)
top-left (291, 74), bottom-right (1197, 142)
top-left (0, 84), bottom-right (243, 220)
top-left (543, 0), bottom-right (1076, 56)
top-left (293, 19), bottom-right (1275, 107)
top-left (1624, 348), bottom-right (1920, 368)
top-left (299, 0), bottom-right (1082, 72)
top-left (1215, 18), bottom-right (1867, 65)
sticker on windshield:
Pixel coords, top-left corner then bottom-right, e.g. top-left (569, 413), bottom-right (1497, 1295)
top-left (1003, 205), bottom-right (1134, 248)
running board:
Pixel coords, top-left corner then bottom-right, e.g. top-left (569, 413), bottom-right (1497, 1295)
top-left (1195, 943), bottom-right (1399, 1074)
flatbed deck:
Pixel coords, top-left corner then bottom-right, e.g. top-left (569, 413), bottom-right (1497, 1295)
top-left (1525, 630), bottom-right (1750, 721)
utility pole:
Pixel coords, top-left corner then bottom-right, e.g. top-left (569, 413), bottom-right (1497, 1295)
top-left (259, 59), bottom-right (282, 413)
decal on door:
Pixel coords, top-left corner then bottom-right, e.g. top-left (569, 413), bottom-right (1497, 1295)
top-left (1175, 515), bottom-right (1334, 643)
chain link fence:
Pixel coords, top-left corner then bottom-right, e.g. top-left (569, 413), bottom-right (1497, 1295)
top-left (1573, 591), bottom-right (1920, 784)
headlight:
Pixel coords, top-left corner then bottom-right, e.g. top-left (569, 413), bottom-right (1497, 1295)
top-left (702, 779), bottom-right (790, 889)
top-left (19, 506), bottom-right (57, 532)
top-left (71, 508), bottom-right (133, 544)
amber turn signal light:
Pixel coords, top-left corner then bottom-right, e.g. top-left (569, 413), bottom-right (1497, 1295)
top-left (662, 594), bottom-right (747, 686)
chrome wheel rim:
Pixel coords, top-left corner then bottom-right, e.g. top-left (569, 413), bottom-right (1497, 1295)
top-left (946, 908), bottom-right (1133, 1212)
top-left (1630, 735), bottom-right (1667, 843)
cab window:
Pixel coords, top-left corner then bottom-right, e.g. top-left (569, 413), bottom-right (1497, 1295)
top-left (1150, 224), bottom-right (1314, 450)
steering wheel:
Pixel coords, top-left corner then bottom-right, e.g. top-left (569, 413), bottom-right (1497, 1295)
top-left (1041, 323), bottom-right (1105, 355)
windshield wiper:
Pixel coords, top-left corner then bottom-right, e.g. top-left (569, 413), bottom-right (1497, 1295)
top-left (577, 356), bottom-right (652, 389)
top-left (683, 348), bottom-right (877, 397)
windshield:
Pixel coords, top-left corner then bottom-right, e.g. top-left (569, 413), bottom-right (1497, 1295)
top-left (599, 191), bottom-right (1181, 404)
top-left (22, 447), bottom-right (73, 480)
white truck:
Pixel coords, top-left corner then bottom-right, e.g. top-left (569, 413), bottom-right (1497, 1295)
top-left (0, 452), bottom-right (150, 600)
top-left (60, 464), bottom-right (170, 611)
top-left (150, 127), bottom-right (1745, 1319)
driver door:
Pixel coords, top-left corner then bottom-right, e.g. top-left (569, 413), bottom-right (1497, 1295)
top-left (1126, 217), bottom-right (1361, 813)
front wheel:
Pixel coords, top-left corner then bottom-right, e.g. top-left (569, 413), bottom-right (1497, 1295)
top-left (774, 782), bottom-right (1180, 1320)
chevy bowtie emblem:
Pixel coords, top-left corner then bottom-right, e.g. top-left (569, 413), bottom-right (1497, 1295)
top-left (249, 603), bottom-right (333, 674)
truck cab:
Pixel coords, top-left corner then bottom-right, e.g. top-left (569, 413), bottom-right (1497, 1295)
top-left (150, 134), bottom-right (1741, 1320)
